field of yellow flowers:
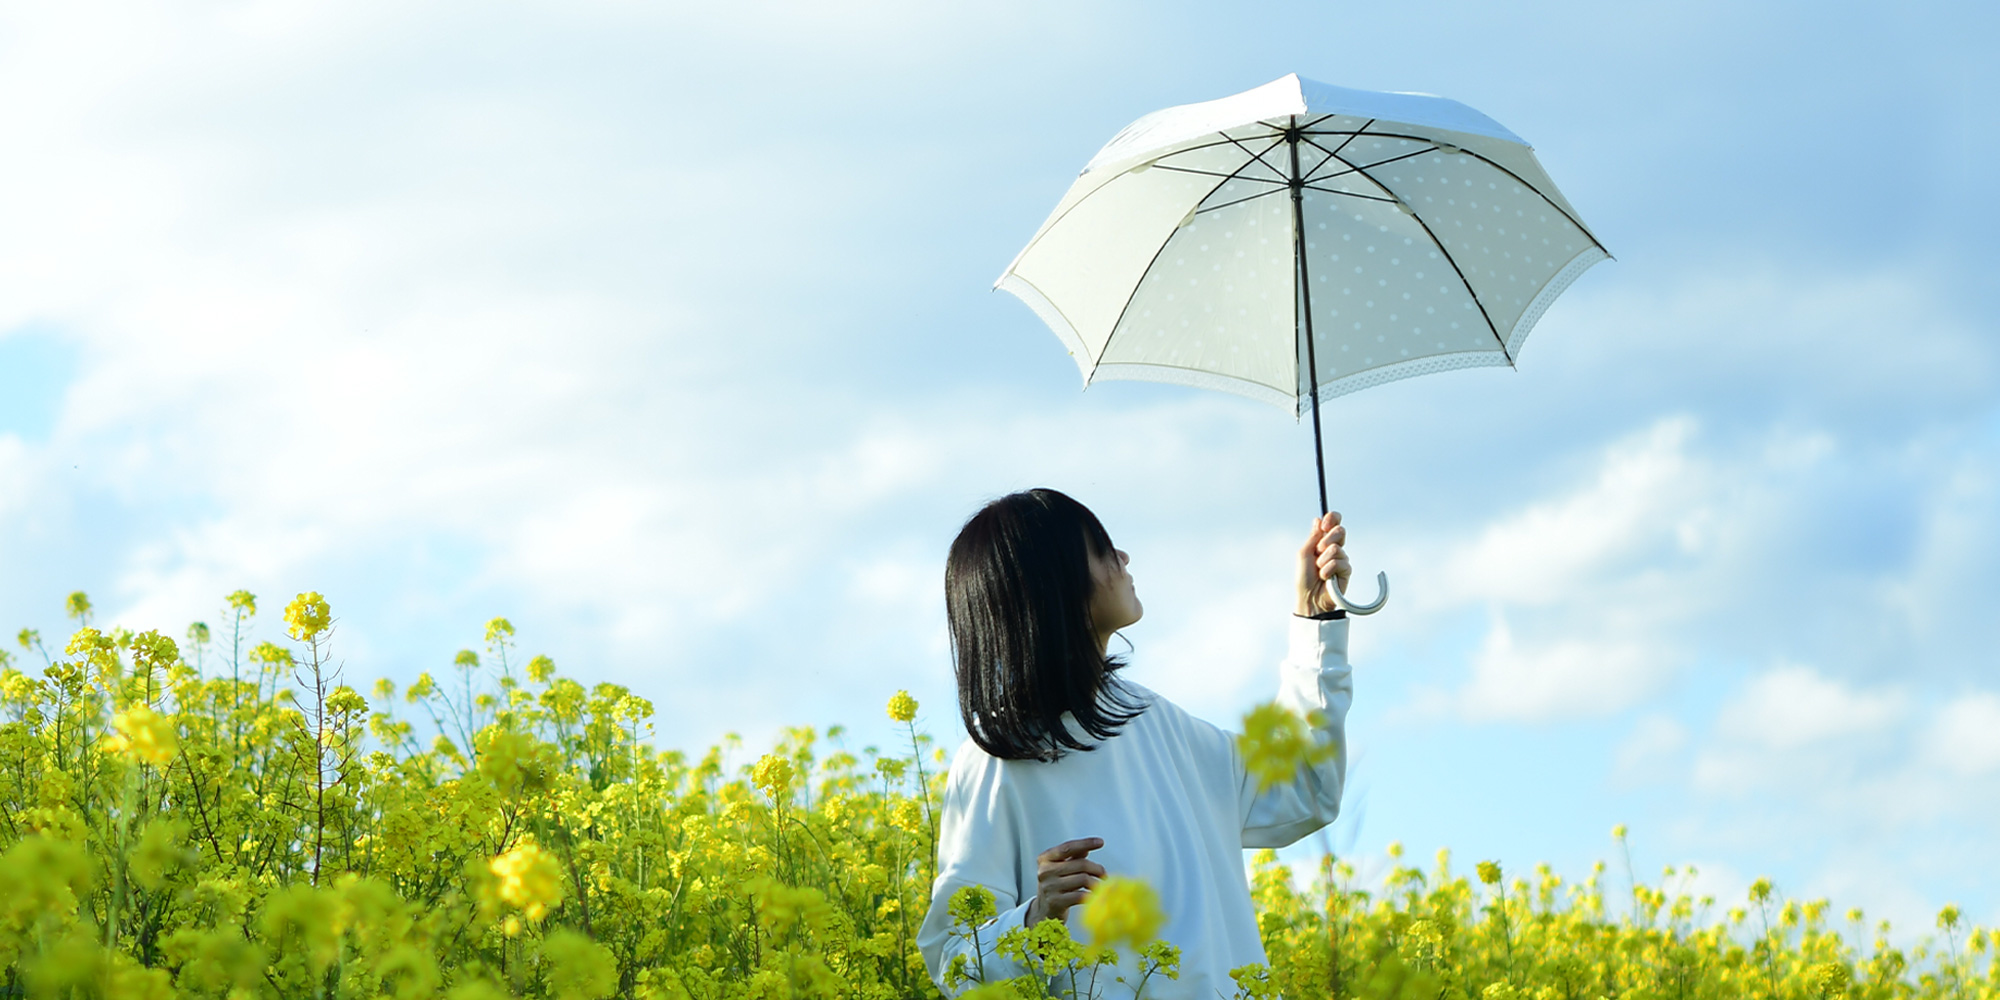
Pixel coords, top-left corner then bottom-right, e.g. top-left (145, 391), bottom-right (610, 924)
top-left (0, 590), bottom-right (1992, 999)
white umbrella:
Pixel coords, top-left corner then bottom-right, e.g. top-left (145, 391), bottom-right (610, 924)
top-left (998, 73), bottom-right (1608, 614)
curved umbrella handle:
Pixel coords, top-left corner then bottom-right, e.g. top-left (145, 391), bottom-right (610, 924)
top-left (1330, 571), bottom-right (1389, 616)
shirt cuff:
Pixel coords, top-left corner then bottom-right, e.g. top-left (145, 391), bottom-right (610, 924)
top-left (1286, 613), bottom-right (1350, 668)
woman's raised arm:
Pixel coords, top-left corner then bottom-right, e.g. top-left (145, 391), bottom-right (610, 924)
top-left (1238, 513), bottom-right (1357, 848)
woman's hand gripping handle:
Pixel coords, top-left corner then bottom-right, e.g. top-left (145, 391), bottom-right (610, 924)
top-left (1296, 511), bottom-right (1387, 616)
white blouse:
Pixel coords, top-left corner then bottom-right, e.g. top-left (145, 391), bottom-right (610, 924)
top-left (917, 617), bottom-right (1352, 999)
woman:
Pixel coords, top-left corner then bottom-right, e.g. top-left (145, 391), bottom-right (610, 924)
top-left (916, 488), bottom-right (1354, 998)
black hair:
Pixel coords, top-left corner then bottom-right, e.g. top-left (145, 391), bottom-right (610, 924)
top-left (945, 488), bottom-right (1147, 762)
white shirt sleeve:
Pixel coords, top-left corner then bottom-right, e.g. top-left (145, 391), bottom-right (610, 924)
top-left (1238, 616), bottom-right (1352, 849)
top-left (917, 750), bottom-right (1038, 995)
top-left (916, 879), bottom-right (1036, 995)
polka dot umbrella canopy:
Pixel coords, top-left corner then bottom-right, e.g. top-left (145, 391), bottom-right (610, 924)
top-left (997, 74), bottom-right (1608, 614)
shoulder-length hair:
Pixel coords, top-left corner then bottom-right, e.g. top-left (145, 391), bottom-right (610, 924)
top-left (945, 488), bottom-right (1146, 762)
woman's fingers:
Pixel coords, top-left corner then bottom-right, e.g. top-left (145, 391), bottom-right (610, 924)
top-left (1043, 872), bottom-right (1102, 895)
top-left (1297, 513), bottom-right (1350, 614)
top-left (1036, 838), bottom-right (1102, 864)
top-left (1032, 840), bottom-right (1107, 923)
top-left (1040, 858), bottom-right (1106, 879)
top-left (1040, 873), bottom-right (1100, 916)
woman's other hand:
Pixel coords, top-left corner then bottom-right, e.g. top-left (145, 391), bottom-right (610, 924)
top-left (1026, 837), bottom-right (1105, 926)
top-left (1295, 512), bottom-right (1352, 617)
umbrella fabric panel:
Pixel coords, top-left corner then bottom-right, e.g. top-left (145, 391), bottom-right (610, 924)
top-left (1357, 143), bottom-right (1602, 357)
top-left (1299, 185), bottom-right (1511, 394)
top-left (1292, 127), bottom-right (1519, 396)
top-left (1282, 119), bottom-right (1606, 401)
top-left (999, 161), bottom-right (1219, 380)
top-left (1095, 183), bottom-right (1300, 408)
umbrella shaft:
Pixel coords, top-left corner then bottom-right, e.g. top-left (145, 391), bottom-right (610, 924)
top-left (1287, 120), bottom-right (1331, 517)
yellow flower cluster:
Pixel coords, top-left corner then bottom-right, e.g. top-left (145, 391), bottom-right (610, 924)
top-left (1081, 875), bottom-right (1165, 949)
top-left (0, 588), bottom-right (1991, 1000)
top-left (752, 752), bottom-right (794, 803)
top-left (489, 842), bottom-right (564, 921)
top-left (284, 591), bottom-right (332, 642)
top-left (108, 703), bottom-right (178, 766)
top-left (1236, 700), bottom-right (1334, 791)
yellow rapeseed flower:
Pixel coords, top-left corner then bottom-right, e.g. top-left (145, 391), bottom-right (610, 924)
top-left (489, 842), bottom-right (564, 921)
top-left (484, 617), bottom-right (515, 645)
top-left (284, 592), bottom-right (332, 643)
top-left (1477, 861), bottom-right (1502, 886)
top-left (109, 704), bottom-right (178, 766)
top-left (891, 798), bottom-right (924, 834)
top-left (948, 884), bottom-right (997, 929)
top-left (1082, 876), bottom-right (1165, 950)
top-left (1806, 961), bottom-right (1850, 998)
top-left (407, 672), bottom-right (436, 701)
top-left (887, 690), bottom-right (918, 723)
top-left (752, 753), bottom-right (794, 803)
top-left (1237, 701), bottom-right (1334, 791)
top-left (526, 655), bottom-right (556, 684)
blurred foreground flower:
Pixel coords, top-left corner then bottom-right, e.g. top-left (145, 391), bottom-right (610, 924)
top-left (1237, 701), bottom-right (1333, 791)
top-left (489, 842), bottom-right (563, 921)
top-left (108, 704), bottom-right (177, 766)
top-left (1082, 876), bottom-right (1164, 950)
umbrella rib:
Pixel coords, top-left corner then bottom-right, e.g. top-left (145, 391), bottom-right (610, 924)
top-left (1298, 186), bottom-right (1398, 204)
top-left (1398, 209), bottom-right (1514, 365)
top-left (1091, 129), bottom-right (1307, 368)
top-left (1150, 131), bottom-right (1281, 164)
top-left (1089, 165), bottom-right (1245, 369)
top-left (1149, 164), bottom-right (1286, 185)
top-left (1221, 133), bottom-right (1292, 184)
top-left (1298, 130), bottom-right (1604, 248)
top-left (1260, 114), bottom-right (1337, 134)
top-left (1018, 132), bottom-right (1286, 275)
top-left (1317, 148), bottom-right (1514, 364)
top-left (1302, 145), bottom-right (1431, 187)
top-left (1193, 187), bottom-right (1286, 215)
top-left (1302, 119), bottom-right (1375, 182)
top-left (1439, 149), bottom-right (1604, 253)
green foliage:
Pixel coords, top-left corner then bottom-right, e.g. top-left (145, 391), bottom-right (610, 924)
top-left (1, 591), bottom-right (945, 998)
top-left (0, 590), bottom-right (1993, 999)
top-left (1243, 846), bottom-right (1998, 1000)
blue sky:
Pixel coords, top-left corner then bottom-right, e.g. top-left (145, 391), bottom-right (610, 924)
top-left (2, 0), bottom-right (1997, 936)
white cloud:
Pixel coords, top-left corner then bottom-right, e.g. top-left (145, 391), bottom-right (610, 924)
top-left (1614, 713), bottom-right (1689, 784)
top-left (1714, 665), bottom-right (1907, 752)
top-left (1458, 613), bottom-right (1674, 721)
top-left (1431, 416), bottom-right (1707, 609)
top-left (1921, 693), bottom-right (2000, 777)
